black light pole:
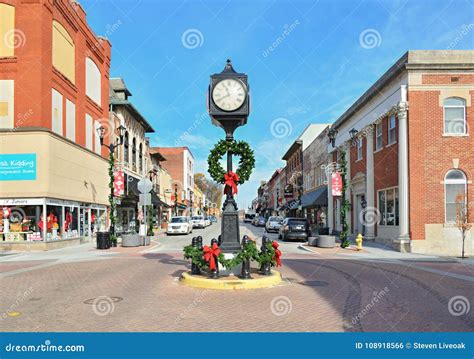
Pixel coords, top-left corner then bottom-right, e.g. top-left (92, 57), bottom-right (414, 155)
top-left (97, 124), bottom-right (126, 246)
top-left (174, 184), bottom-right (178, 216)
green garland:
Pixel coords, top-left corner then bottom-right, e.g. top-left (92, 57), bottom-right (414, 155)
top-left (183, 241), bottom-right (278, 271)
top-left (208, 139), bottom-right (255, 184)
top-left (339, 149), bottom-right (350, 248)
top-left (108, 151), bottom-right (117, 244)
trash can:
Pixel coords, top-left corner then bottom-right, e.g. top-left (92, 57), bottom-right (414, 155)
top-left (96, 231), bottom-right (110, 250)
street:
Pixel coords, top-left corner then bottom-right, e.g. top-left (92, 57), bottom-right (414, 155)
top-left (1, 221), bottom-right (473, 332)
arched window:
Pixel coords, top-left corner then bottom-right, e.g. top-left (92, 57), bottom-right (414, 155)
top-left (52, 20), bottom-right (75, 84)
top-left (124, 132), bottom-right (129, 164)
top-left (444, 97), bottom-right (466, 135)
top-left (445, 169), bottom-right (467, 223)
top-left (132, 138), bottom-right (137, 170)
top-left (85, 57), bottom-right (101, 106)
top-left (139, 143), bottom-right (143, 173)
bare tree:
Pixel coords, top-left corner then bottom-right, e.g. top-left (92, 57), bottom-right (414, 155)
top-left (455, 194), bottom-right (472, 259)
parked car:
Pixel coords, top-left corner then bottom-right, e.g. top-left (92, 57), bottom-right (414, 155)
top-left (244, 213), bottom-right (256, 223)
top-left (255, 216), bottom-right (266, 227)
top-left (209, 215), bottom-right (218, 223)
top-left (279, 217), bottom-right (310, 242)
top-left (191, 215), bottom-right (206, 229)
top-left (167, 216), bottom-right (193, 235)
top-left (265, 216), bottom-right (284, 233)
top-left (204, 216), bottom-right (211, 226)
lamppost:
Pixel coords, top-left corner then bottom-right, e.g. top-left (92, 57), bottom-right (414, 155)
top-left (208, 59), bottom-right (250, 253)
top-left (97, 124), bottom-right (126, 246)
top-left (174, 184), bottom-right (178, 216)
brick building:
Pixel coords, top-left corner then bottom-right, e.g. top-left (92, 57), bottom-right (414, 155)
top-left (152, 147), bottom-right (194, 216)
top-left (0, 0), bottom-right (112, 248)
top-left (327, 50), bottom-right (473, 256)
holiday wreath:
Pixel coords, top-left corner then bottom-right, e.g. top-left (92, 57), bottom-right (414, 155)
top-left (208, 140), bottom-right (255, 186)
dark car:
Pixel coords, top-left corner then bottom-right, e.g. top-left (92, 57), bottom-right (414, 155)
top-left (279, 217), bottom-right (310, 242)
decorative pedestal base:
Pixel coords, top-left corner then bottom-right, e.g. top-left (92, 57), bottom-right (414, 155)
top-left (180, 270), bottom-right (282, 290)
top-left (218, 253), bottom-right (242, 276)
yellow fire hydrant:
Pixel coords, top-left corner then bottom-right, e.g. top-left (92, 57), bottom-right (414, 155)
top-left (355, 233), bottom-right (363, 251)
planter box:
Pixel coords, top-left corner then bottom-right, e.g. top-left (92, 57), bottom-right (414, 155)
top-left (307, 236), bottom-right (318, 246)
top-left (121, 234), bottom-right (141, 247)
top-left (317, 235), bottom-right (336, 248)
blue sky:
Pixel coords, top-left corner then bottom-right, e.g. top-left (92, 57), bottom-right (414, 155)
top-left (83, 0), bottom-right (474, 208)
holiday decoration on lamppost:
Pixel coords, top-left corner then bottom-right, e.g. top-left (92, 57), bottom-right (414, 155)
top-left (97, 123), bottom-right (126, 247)
top-left (173, 184), bottom-right (178, 216)
top-left (181, 60), bottom-right (283, 288)
top-left (207, 59), bottom-right (255, 253)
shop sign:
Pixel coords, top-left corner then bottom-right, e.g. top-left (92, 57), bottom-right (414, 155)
top-left (332, 172), bottom-right (342, 196)
top-left (46, 199), bottom-right (80, 207)
top-left (284, 184), bottom-right (294, 198)
top-left (0, 154), bottom-right (36, 181)
top-left (0, 198), bottom-right (43, 206)
top-left (114, 171), bottom-right (125, 197)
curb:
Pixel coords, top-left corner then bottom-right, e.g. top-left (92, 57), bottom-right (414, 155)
top-left (180, 270), bottom-right (282, 290)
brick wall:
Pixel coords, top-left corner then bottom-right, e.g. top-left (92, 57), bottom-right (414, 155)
top-left (408, 84), bottom-right (474, 240)
top-left (0, 0), bottom-right (111, 157)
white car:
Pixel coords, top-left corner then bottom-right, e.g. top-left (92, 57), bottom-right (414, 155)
top-left (266, 216), bottom-right (284, 233)
top-left (191, 216), bottom-right (206, 229)
top-left (167, 216), bottom-right (193, 235)
top-left (204, 216), bottom-right (211, 226)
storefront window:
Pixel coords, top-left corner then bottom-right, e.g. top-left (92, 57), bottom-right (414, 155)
top-left (1, 205), bottom-right (42, 242)
top-left (378, 188), bottom-right (399, 226)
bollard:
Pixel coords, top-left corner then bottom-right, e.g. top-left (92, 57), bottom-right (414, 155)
top-left (356, 233), bottom-right (363, 251)
top-left (209, 238), bottom-right (219, 279)
top-left (191, 237), bottom-right (201, 275)
top-left (239, 235), bottom-right (252, 279)
top-left (259, 235), bottom-right (272, 276)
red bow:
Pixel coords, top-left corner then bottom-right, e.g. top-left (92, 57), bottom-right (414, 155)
top-left (224, 171), bottom-right (239, 195)
top-left (203, 243), bottom-right (221, 271)
top-left (272, 241), bottom-right (282, 267)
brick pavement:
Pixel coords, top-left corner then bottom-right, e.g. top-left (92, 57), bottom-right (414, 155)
top-left (0, 250), bottom-right (473, 332)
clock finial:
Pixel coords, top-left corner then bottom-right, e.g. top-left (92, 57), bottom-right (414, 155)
top-left (223, 59), bottom-right (236, 73)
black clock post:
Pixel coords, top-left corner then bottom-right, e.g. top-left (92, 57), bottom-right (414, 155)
top-left (208, 60), bottom-right (250, 253)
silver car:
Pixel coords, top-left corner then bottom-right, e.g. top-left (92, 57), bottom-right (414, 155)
top-left (265, 216), bottom-right (284, 233)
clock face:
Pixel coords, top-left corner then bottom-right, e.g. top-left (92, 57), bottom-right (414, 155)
top-left (212, 79), bottom-right (246, 112)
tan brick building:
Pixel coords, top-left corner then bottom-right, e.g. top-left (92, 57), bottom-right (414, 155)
top-left (327, 50), bottom-right (473, 256)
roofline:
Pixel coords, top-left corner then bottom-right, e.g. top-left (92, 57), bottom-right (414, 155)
top-left (110, 100), bottom-right (155, 133)
top-left (332, 51), bottom-right (408, 130)
top-left (282, 140), bottom-right (303, 160)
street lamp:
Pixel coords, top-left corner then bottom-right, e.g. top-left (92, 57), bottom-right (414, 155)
top-left (349, 128), bottom-right (359, 146)
top-left (327, 128), bottom-right (338, 148)
top-left (97, 123), bottom-right (127, 247)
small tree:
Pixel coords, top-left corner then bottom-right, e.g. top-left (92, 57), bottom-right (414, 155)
top-left (455, 194), bottom-right (472, 259)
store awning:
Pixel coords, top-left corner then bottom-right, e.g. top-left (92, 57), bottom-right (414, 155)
top-left (301, 187), bottom-right (328, 208)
